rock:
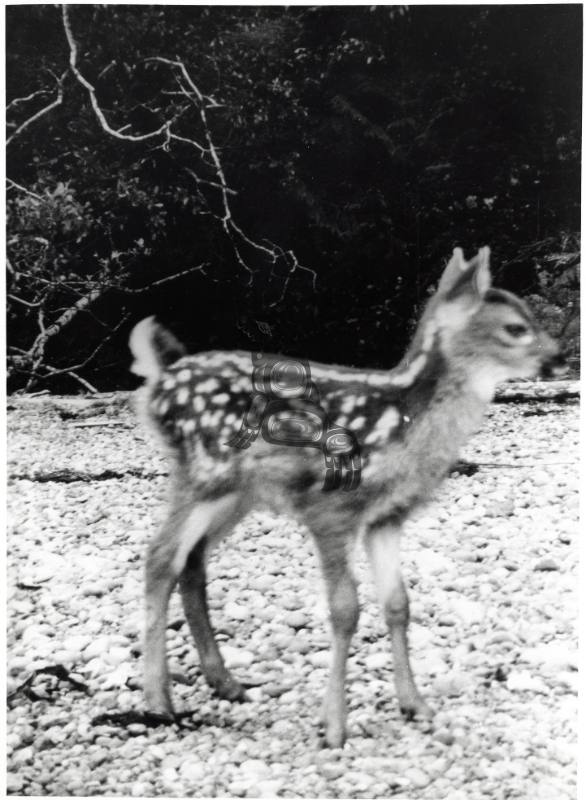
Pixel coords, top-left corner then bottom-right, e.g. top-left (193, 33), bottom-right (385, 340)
top-left (179, 760), bottom-right (207, 782)
top-left (433, 672), bottom-right (472, 697)
top-left (364, 652), bottom-right (388, 671)
top-left (224, 601), bottom-right (249, 621)
top-left (523, 643), bottom-right (577, 672)
top-left (307, 650), bottom-right (330, 668)
top-left (506, 670), bottom-right (548, 694)
top-left (239, 758), bottom-right (272, 778)
top-left (250, 574), bottom-right (275, 593)
top-left (264, 683), bottom-right (291, 698)
top-left (6, 772), bottom-right (24, 794)
top-left (104, 646), bottom-right (130, 666)
top-left (128, 723), bottom-right (147, 736)
top-left (82, 583), bottom-right (107, 597)
top-left (531, 469), bottom-right (551, 487)
top-left (404, 767), bottom-right (430, 788)
top-left (131, 782), bottom-right (153, 796)
top-left (450, 598), bottom-right (485, 626)
top-left (256, 779), bottom-right (284, 797)
top-left (222, 645), bottom-right (254, 669)
top-left (271, 719), bottom-right (292, 737)
top-left (434, 729), bottom-right (455, 746)
top-left (227, 781), bottom-right (248, 797)
top-left (486, 498), bottom-right (515, 517)
top-left (284, 611), bottom-right (309, 630)
top-left (321, 763), bottom-right (345, 780)
top-left (413, 550), bottom-right (452, 576)
top-left (11, 746), bottom-right (34, 766)
top-left (456, 494), bottom-right (475, 510)
top-left (533, 558), bottom-right (560, 572)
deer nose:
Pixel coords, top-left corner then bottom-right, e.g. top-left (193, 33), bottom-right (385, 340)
top-left (540, 350), bottom-right (568, 379)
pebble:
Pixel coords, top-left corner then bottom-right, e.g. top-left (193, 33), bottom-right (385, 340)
top-left (5, 773), bottom-right (23, 793)
top-left (364, 652), bottom-right (388, 671)
top-left (179, 760), bottom-right (207, 781)
top-left (433, 672), bottom-right (472, 697)
top-left (256, 779), bottom-right (284, 797)
top-left (434, 729), bottom-right (456, 746)
top-left (405, 766), bottom-right (430, 788)
top-left (507, 670), bottom-right (549, 694)
top-left (222, 645), bottom-right (255, 669)
top-left (450, 598), bottom-right (485, 625)
top-left (534, 557), bottom-right (560, 572)
top-left (306, 650), bottom-right (330, 668)
top-left (225, 601), bottom-right (249, 621)
top-left (284, 611), bottom-right (310, 629)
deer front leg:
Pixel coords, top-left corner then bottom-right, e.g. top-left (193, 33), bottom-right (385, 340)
top-left (313, 534), bottom-right (360, 747)
top-left (365, 524), bottom-right (433, 721)
top-left (179, 539), bottom-right (245, 701)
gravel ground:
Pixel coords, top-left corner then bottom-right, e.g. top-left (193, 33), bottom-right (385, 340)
top-left (6, 383), bottom-right (579, 799)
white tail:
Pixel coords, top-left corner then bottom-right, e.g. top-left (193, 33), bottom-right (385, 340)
top-left (130, 248), bottom-right (563, 746)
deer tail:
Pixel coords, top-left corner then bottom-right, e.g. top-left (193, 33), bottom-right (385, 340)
top-left (129, 317), bottom-right (187, 382)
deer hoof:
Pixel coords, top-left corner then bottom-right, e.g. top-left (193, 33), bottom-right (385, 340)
top-left (211, 675), bottom-right (248, 702)
top-left (400, 698), bottom-right (434, 721)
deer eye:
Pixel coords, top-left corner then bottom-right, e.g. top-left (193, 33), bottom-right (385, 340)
top-left (504, 323), bottom-right (529, 338)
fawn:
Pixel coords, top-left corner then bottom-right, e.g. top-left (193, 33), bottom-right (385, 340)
top-left (129, 247), bottom-right (563, 747)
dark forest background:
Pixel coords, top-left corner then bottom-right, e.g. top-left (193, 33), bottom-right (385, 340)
top-left (6, 4), bottom-right (581, 393)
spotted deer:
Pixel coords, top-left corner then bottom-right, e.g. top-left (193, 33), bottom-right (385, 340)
top-left (129, 247), bottom-right (563, 747)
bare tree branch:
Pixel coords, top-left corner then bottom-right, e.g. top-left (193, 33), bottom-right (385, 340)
top-left (62, 5), bottom-right (171, 143)
top-left (7, 294), bottom-right (42, 309)
top-left (118, 263), bottom-right (210, 294)
top-left (6, 88), bottom-right (51, 111)
top-left (6, 71), bottom-right (67, 146)
top-left (6, 179), bottom-right (43, 200)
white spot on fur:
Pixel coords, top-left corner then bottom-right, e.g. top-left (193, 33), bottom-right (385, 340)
top-left (224, 413), bottom-right (237, 427)
top-left (208, 411), bottom-right (223, 428)
top-left (177, 368), bottom-right (192, 382)
top-left (349, 416), bottom-right (366, 431)
top-left (365, 372), bottom-right (392, 387)
top-left (421, 320), bottom-right (437, 352)
top-left (176, 387), bottom-right (190, 405)
top-left (193, 395), bottom-right (206, 413)
top-left (212, 393), bottom-right (230, 405)
top-left (162, 377), bottom-right (176, 390)
top-left (354, 396), bottom-right (367, 407)
top-left (197, 378), bottom-right (220, 393)
top-left (183, 418), bottom-right (196, 434)
top-left (158, 398), bottom-right (170, 415)
top-left (389, 353), bottom-right (427, 388)
top-left (364, 406), bottom-right (401, 445)
top-left (340, 396), bottom-right (356, 415)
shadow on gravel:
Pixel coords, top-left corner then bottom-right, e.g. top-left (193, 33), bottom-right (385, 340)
top-left (92, 710), bottom-right (234, 732)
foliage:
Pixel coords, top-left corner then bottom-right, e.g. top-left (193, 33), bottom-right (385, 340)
top-left (5, 5), bottom-right (581, 391)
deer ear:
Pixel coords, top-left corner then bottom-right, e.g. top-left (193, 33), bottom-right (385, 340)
top-left (473, 246), bottom-right (491, 296)
top-left (439, 245), bottom-right (492, 302)
top-left (437, 247), bottom-right (468, 295)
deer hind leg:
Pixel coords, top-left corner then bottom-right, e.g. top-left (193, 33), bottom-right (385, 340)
top-left (313, 531), bottom-right (360, 748)
top-left (365, 524), bottom-right (433, 720)
top-left (179, 538), bottom-right (245, 701)
top-left (144, 491), bottom-right (241, 718)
